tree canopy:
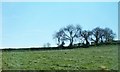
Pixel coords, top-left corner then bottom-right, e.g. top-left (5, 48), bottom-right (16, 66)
top-left (53, 24), bottom-right (116, 48)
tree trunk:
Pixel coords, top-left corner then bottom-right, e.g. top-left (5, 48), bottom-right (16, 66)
top-left (57, 38), bottom-right (60, 46)
top-left (100, 37), bottom-right (103, 44)
top-left (69, 38), bottom-right (73, 47)
top-left (85, 38), bottom-right (89, 47)
top-left (95, 38), bottom-right (99, 45)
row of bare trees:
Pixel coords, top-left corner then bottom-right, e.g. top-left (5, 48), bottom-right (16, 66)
top-left (53, 24), bottom-right (115, 47)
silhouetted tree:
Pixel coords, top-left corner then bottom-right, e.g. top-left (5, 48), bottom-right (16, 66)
top-left (53, 28), bottom-right (66, 47)
top-left (81, 30), bottom-right (92, 47)
top-left (103, 28), bottom-right (115, 43)
top-left (63, 24), bottom-right (82, 47)
top-left (59, 41), bottom-right (65, 48)
top-left (53, 24), bottom-right (82, 47)
top-left (91, 27), bottom-right (104, 45)
top-left (98, 28), bottom-right (105, 44)
top-left (53, 25), bottom-right (116, 48)
top-left (53, 31), bottom-right (61, 46)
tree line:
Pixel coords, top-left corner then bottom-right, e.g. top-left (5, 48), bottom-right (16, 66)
top-left (53, 24), bottom-right (116, 48)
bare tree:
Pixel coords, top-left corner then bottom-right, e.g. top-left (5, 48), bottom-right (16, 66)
top-left (99, 29), bottom-right (105, 43)
top-left (103, 28), bottom-right (115, 43)
top-left (63, 24), bottom-right (82, 46)
top-left (53, 28), bottom-right (66, 47)
top-left (53, 24), bottom-right (82, 47)
top-left (53, 31), bottom-right (61, 46)
top-left (91, 27), bottom-right (104, 45)
top-left (91, 27), bottom-right (115, 45)
top-left (43, 42), bottom-right (51, 47)
top-left (81, 30), bottom-right (92, 47)
top-left (53, 25), bottom-right (116, 47)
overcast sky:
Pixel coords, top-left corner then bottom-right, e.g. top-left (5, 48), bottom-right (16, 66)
top-left (2, 2), bottom-right (118, 48)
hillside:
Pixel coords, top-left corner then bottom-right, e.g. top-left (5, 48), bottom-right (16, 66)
top-left (2, 45), bottom-right (118, 70)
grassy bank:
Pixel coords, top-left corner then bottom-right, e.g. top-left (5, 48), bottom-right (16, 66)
top-left (2, 45), bottom-right (118, 70)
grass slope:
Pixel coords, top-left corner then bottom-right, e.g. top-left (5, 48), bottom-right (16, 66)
top-left (2, 45), bottom-right (118, 70)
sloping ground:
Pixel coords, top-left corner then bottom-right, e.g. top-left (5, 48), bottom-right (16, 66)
top-left (2, 45), bottom-right (118, 70)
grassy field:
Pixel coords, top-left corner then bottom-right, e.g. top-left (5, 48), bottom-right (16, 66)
top-left (2, 45), bottom-right (118, 70)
